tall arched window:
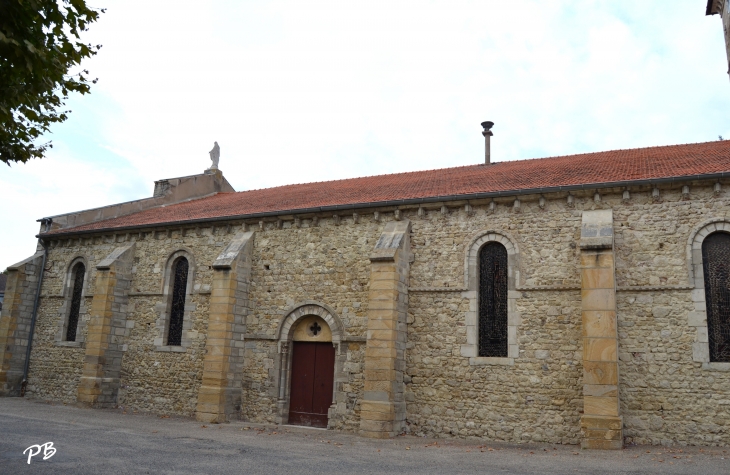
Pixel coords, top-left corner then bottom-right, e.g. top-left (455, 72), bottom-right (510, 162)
top-left (167, 257), bottom-right (189, 346)
top-left (702, 232), bottom-right (730, 362)
top-left (478, 242), bottom-right (508, 357)
top-left (66, 262), bottom-right (85, 342)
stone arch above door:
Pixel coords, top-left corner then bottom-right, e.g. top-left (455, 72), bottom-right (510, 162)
top-left (277, 301), bottom-right (344, 346)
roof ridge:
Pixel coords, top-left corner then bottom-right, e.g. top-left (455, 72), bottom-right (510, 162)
top-left (40, 139), bottom-right (730, 236)
top-left (230, 139), bottom-right (729, 195)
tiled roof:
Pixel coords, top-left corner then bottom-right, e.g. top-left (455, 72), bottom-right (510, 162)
top-left (45, 140), bottom-right (730, 235)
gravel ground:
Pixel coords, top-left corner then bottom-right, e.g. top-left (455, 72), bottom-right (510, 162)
top-left (0, 398), bottom-right (728, 474)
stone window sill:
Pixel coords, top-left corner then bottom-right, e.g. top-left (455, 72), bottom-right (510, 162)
top-left (54, 341), bottom-right (84, 348)
top-left (154, 345), bottom-right (187, 353)
top-left (701, 362), bottom-right (730, 371)
top-left (469, 357), bottom-right (514, 366)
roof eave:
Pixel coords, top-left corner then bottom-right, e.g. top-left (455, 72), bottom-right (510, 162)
top-left (37, 171), bottom-right (730, 239)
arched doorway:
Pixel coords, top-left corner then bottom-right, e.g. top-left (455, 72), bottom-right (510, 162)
top-left (275, 302), bottom-right (346, 428)
top-left (288, 315), bottom-right (335, 427)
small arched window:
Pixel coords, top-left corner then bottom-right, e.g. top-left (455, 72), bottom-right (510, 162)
top-left (167, 257), bottom-right (189, 346)
top-left (66, 262), bottom-right (85, 342)
top-left (702, 232), bottom-right (730, 362)
top-left (478, 242), bottom-right (508, 357)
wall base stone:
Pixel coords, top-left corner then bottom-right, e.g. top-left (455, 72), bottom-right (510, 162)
top-left (581, 415), bottom-right (623, 449)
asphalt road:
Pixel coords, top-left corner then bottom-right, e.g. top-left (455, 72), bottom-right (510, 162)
top-left (0, 398), bottom-right (728, 474)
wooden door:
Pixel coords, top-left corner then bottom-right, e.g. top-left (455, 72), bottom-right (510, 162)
top-left (289, 341), bottom-right (335, 427)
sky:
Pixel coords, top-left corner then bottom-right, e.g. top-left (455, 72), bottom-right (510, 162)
top-left (1, 0), bottom-right (730, 270)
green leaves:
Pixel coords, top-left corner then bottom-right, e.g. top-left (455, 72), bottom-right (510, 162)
top-left (0, 0), bottom-right (105, 164)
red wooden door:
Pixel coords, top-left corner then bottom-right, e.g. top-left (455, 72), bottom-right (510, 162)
top-left (289, 341), bottom-right (335, 427)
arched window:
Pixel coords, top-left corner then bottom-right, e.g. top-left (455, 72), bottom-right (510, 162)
top-left (702, 232), bottom-right (730, 362)
top-left (55, 257), bottom-right (90, 347)
top-left (478, 242), bottom-right (508, 357)
top-left (167, 257), bottom-right (189, 346)
top-left (66, 262), bottom-right (86, 341)
top-left (66, 262), bottom-right (85, 342)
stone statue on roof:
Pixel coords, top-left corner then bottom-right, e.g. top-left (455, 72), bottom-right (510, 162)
top-left (208, 141), bottom-right (220, 170)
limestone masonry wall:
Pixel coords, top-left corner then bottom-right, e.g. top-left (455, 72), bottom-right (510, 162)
top-left (406, 290), bottom-right (583, 443)
top-left (17, 180), bottom-right (730, 446)
top-left (618, 289), bottom-right (730, 446)
top-left (26, 240), bottom-right (118, 402)
top-left (241, 218), bottom-right (377, 429)
top-left (247, 218), bottom-right (375, 337)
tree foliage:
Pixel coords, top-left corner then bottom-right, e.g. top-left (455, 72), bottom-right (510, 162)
top-left (0, 0), bottom-right (104, 165)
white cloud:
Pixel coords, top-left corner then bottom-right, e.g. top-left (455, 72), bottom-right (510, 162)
top-left (2, 0), bottom-right (730, 269)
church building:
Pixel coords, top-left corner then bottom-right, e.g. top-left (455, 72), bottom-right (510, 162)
top-left (2, 127), bottom-right (730, 449)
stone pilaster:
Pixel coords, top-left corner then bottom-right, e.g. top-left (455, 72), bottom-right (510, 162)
top-left (360, 220), bottom-right (411, 438)
top-left (579, 209), bottom-right (622, 449)
top-left (0, 252), bottom-right (44, 396)
top-left (196, 231), bottom-right (253, 423)
top-left (76, 244), bottom-right (135, 407)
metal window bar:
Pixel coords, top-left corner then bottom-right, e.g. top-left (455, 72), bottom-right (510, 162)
top-left (65, 263), bottom-right (85, 342)
top-left (478, 242), bottom-right (508, 357)
top-left (702, 232), bottom-right (730, 362)
top-left (167, 257), bottom-right (189, 346)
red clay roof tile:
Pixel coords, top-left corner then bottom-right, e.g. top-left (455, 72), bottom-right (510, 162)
top-left (45, 140), bottom-right (730, 235)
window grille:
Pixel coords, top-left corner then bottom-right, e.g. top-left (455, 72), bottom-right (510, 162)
top-left (478, 242), bottom-right (508, 357)
top-left (66, 263), bottom-right (85, 342)
top-left (167, 257), bottom-right (189, 346)
top-left (702, 232), bottom-right (730, 362)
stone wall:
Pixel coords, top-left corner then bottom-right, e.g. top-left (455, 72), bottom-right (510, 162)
top-left (26, 296), bottom-right (85, 402)
top-left (116, 294), bottom-right (208, 414)
top-left (0, 252), bottom-right (44, 396)
top-left (613, 186), bottom-right (730, 446)
top-left (402, 184), bottom-right (730, 446)
top-left (240, 218), bottom-right (378, 429)
top-left (25, 240), bottom-right (116, 402)
top-left (26, 219), bottom-right (376, 427)
top-left (11, 179), bottom-right (730, 446)
top-left (409, 202), bottom-right (581, 288)
top-left (247, 218), bottom-right (375, 337)
top-left (106, 231), bottom-right (216, 415)
top-left (26, 231), bottom-right (222, 413)
top-left (406, 289), bottom-right (583, 443)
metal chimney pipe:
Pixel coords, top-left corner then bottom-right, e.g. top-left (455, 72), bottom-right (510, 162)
top-left (481, 121), bottom-right (494, 164)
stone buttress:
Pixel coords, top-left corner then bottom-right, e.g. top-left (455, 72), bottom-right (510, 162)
top-left (579, 209), bottom-right (623, 449)
top-left (195, 231), bottom-right (253, 422)
top-left (76, 244), bottom-right (135, 407)
top-left (0, 252), bottom-right (44, 396)
top-left (360, 220), bottom-right (411, 438)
